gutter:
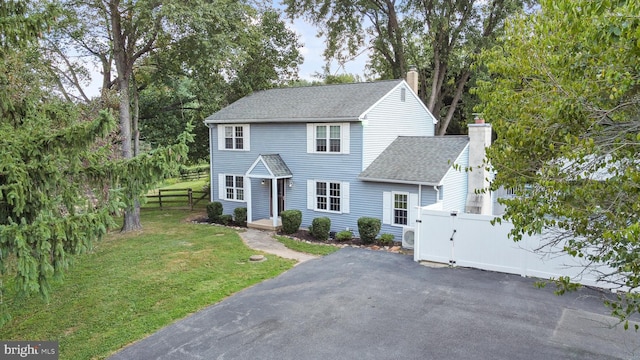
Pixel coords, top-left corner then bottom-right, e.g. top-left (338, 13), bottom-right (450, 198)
top-left (357, 176), bottom-right (440, 187)
top-left (204, 116), bottom-right (361, 125)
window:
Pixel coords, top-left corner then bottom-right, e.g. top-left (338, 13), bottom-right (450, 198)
top-left (218, 124), bottom-right (250, 151)
top-left (307, 123), bottom-right (350, 154)
top-left (401, 87), bottom-right (406, 102)
top-left (218, 174), bottom-right (244, 201)
top-left (393, 193), bottom-right (408, 225)
top-left (307, 180), bottom-right (350, 213)
top-left (383, 191), bottom-right (417, 226)
top-left (316, 181), bottom-right (340, 211)
top-left (315, 125), bottom-right (341, 152)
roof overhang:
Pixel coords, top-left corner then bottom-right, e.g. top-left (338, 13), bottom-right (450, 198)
top-left (245, 154), bottom-right (293, 178)
top-left (357, 176), bottom-right (440, 187)
top-left (204, 116), bottom-right (360, 125)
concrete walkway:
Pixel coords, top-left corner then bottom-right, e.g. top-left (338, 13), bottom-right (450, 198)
top-left (239, 228), bottom-right (319, 263)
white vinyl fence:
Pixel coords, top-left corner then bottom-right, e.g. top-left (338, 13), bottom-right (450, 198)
top-left (414, 208), bottom-right (616, 289)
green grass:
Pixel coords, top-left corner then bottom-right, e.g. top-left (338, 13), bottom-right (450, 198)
top-left (144, 179), bottom-right (210, 210)
top-left (0, 210), bottom-right (295, 360)
top-left (158, 178), bottom-right (208, 191)
top-left (274, 235), bottom-right (340, 256)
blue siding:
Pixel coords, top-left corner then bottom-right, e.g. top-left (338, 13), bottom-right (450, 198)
top-left (211, 122), bottom-right (439, 240)
top-left (249, 161), bottom-right (270, 177)
top-left (351, 182), bottom-right (437, 240)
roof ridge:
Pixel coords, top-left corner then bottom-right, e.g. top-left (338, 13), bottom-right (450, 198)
top-left (259, 79), bottom-right (403, 92)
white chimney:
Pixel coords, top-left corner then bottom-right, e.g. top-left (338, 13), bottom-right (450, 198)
top-left (406, 65), bottom-right (419, 95)
top-left (465, 119), bottom-right (492, 215)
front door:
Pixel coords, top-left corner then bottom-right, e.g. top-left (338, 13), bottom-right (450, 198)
top-left (269, 179), bottom-right (286, 217)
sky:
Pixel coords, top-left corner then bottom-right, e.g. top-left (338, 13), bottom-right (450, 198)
top-left (289, 17), bottom-right (370, 81)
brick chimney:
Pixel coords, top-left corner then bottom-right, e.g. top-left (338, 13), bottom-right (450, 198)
top-left (406, 65), bottom-right (419, 95)
top-left (465, 119), bottom-right (492, 215)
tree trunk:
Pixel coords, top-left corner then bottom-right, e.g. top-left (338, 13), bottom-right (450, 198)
top-left (121, 199), bottom-right (141, 232)
top-left (132, 78), bottom-right (140, 156)
top-left (116, 76), bottom-right (142, 231)
top-left (437, 70), bottom-right (471, 135)
top-left (110, 0), bottom-right (142, 232)
top-left (427, 48), bottom-right (441, 111)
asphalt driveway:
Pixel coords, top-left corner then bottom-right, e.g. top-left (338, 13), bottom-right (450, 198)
top-left (110, 248), bottom-right (640, 360)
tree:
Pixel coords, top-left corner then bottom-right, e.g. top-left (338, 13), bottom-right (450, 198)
top-left (476, 0), bottom-right (640, 326)
top-left (43, 0), bottom-right (246, 230)
top-left (284, 0), bottom-right (531, 135)
top-left (137, 8), bottom-right (302, 163)
top-left (0, 1), bottom-right (189, 325)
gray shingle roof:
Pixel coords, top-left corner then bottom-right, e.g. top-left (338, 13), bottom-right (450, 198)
top-left (204, 80), bottom-right (404, 123)
top-left (261, 154), bottom-right (292, 177)
top-left (359, 136), bottom-right (469, 185)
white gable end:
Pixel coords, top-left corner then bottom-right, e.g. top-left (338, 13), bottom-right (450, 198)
top-left (361, 82), bottom-right (436, 170)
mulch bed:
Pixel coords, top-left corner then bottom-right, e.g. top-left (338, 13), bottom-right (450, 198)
top-left (283, 228), bottom-right (399, 248)
top-left (188, 213), bottom-right (411, 254)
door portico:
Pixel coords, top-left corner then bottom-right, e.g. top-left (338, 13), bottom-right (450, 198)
top-left (245, 154), bottom-right (292, 230)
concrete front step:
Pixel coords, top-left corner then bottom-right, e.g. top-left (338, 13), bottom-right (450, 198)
top-left (247, 218), bottom-right (282, 231)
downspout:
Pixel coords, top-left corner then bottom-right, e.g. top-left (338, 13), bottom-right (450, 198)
top-left (433, 185), bottom-right (439, 203)
top-left (208, 124), bottom-right (215, 202)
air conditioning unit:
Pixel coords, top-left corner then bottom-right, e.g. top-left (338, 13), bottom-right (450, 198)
top-left (402, 227), bottom-right (415, 249)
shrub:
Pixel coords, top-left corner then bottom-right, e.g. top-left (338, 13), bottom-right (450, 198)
top-left (219, 214), bottom-right (233, 226)
top-left (358, 217), bottom-right (381, 244)
top-left (281, 210), bottom-right (302, 234)
top-left (234, 207), bottom-right (247, 226)
top-left (379, 233), bottom-right (395, 245)
top-left (310, 217), bottom-right (331, 241)
top-left (206, 201), bottom-right (223, 222)
top-left (336, 230), bottom-right (353, 242)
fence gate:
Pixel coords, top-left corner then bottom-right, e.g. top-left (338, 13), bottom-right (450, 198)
top-left (414, 208), bottom-right (615, 289)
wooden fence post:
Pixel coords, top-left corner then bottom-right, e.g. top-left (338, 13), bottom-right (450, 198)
top-left (158, 190), bottom-right (163, 209)
top-left (188, 188), bottom-right (193, 210)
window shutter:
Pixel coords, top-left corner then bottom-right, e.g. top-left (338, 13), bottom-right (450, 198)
top-left (242, 176), bottom-right (248, 202)
top-left (217, 125), bottom-right (225, 150)
top-left (342, 123), bottom-right (350, 154)
top-left (243, 125), bottom-right (250, 151)
top-left (306, 124), bottom-right (314, 153)
top-left (341, 182), bottom-right (350, 213)
top-left (409, 193), bottom-right (419, 225)
top-left (382, 191), bottom-right (391, 224)
top-left (218, 174), bottom-right (225, 200)
top-left (307, 180), bottom-right (315, 209)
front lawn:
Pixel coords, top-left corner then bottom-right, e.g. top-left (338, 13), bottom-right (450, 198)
top-left (275, 235), bottom-right (340, 256)
top-left (0, 210), bottom-right (295, 359)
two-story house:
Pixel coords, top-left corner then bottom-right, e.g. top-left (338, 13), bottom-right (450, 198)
top-left (204, 76), bottom-right (492, 246)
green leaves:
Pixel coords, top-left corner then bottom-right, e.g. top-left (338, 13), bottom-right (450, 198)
top-left (477, 0), bottom-right (640, 325)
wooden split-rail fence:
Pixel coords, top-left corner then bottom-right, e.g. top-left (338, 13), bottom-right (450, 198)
top-left (145, 188), bottom-right (209, 210)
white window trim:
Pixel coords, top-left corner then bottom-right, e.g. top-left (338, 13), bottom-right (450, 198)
top-left (383, 191), bottom-right (418, 227)
top-left (392, 191), bottom-right (409, 226)
top-left (307, 180), bottom-right (350, 214)
top-left (217, 124), bottom-right (250, 151)
top-left (218, 174), bottom-right (247, 202)
top-left (306, 123), bottom-right (350, 154)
